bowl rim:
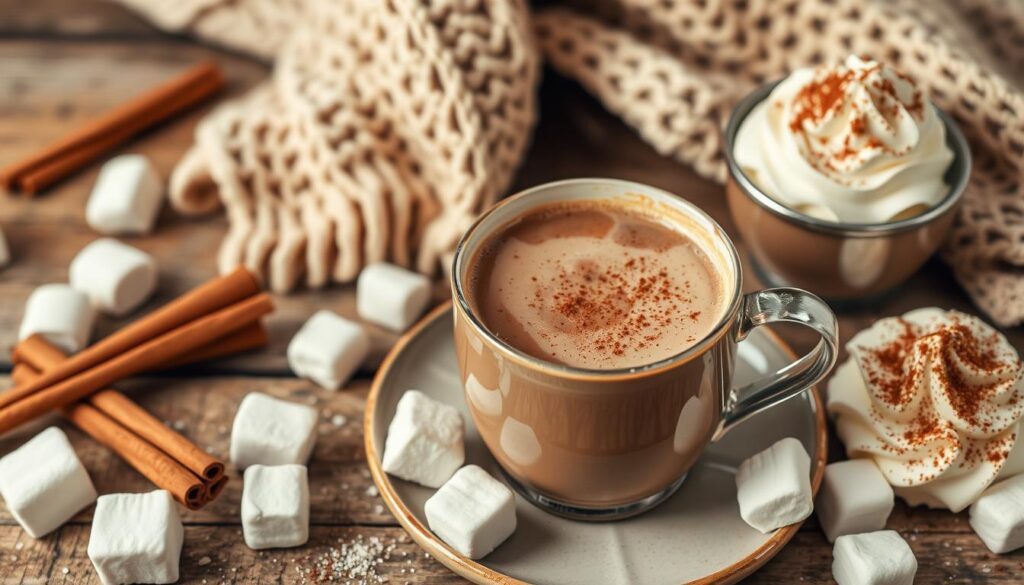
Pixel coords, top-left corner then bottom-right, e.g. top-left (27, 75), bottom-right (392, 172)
top-left (723, 79), bottom-right (971, 237)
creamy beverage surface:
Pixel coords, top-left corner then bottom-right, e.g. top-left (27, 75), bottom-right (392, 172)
top-left (470, 201), bottom-right (725, 369)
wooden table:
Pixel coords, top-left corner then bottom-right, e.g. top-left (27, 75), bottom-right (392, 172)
top-left (1, 2), bottom-right (1021, 582)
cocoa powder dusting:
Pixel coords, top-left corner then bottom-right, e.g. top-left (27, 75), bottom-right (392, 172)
top-left (788, 60), bottom-right (925, 178)
top-left (547, 255), bottom-right (690, 358)
top-left (859, 314), bottom-right (1023, 474)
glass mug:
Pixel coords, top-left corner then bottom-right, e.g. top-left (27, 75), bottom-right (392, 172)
top-left (450, 178), bottom-right (838, 521)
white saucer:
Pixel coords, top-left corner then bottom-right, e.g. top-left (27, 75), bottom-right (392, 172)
top-left (366, 304), bottom-right (827, 585)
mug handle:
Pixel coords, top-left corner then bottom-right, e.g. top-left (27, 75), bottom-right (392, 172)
top-left (713, 288), bottom-right (838, 440)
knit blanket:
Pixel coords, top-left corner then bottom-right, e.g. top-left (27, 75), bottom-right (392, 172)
top-left (120, 0), bottom-right (1024, 328)
top-left (118, 0), bottom-right (538, 293)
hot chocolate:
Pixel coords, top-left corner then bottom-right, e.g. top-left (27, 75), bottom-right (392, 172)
top-left (469, 200), bottom-right (725, 369)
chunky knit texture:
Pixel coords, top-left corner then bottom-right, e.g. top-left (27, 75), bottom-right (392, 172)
top-left (534, 0), bottom-right (1024, 325)
top-left (119, 0), bottom-right (538, 292)
top-left (121, 0), bottom-right (1024, 327)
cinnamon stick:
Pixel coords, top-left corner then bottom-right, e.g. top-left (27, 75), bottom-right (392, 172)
top-left (4, 267), bottom-right (261, 411)
top-left (14, 335), bottom-right (225, 482)
top-left (162, 320), bottom-right (268, 369)
top-left (0, 61), bottom-right (225, 195)
top-left (0, 293), bottom-right (274, 434)
top-left (206, 475), bottom-right (229, 502)
top-left (10, 364), bottom-right (207, 510)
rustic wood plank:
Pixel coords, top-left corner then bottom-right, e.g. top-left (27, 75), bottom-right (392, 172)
top-left (1, 524), bottom-right (1022, 584)
top-left (0, 0), bottom-right (162, 39)
top-left (0, 525), bottom-right (455, 584)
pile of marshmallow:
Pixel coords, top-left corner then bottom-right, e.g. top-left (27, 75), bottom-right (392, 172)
top-left (381, 390), bottom-right (517, 560)
top-left (735, 437), bottom-right (916, 585)
top-left (0, 390), bottom-right (324, 583)
top-left (0, 424), bottom-right (185, 584)
top-left (16, 154), bottom-right (167, 353)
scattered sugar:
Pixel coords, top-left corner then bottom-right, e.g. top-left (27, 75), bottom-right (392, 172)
top-left (331, 415), bottom-right (347, 428)
top-left (374, 505), bottom-right (384, 515)
top-left (173, 420), bottom-right (186, 431)
top-left (198, 556), bottom-right (212, 566)
top-left (297, 535), bottom-right (397, 583)
top-left (62, 568), bottom-right (69, 575)
top-left (14, 543), bottom-right (23, 551)
top-left (365, 485), bottom-right (379, 497)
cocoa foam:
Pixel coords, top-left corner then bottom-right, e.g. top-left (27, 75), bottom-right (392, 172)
top-left (470, 201), bottom-right (725, 369)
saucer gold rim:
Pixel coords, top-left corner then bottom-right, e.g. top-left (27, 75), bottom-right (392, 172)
top-left (365, 301), bottom-right (828, 585)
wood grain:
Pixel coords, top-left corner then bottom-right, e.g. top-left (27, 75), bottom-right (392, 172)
top-left (2, 1), bottom-right (1024, 583)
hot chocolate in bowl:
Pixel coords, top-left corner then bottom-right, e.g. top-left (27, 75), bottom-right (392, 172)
top-left (450, 178), bottom-right (839, 521)
top-left (724, 80), bottom-right (971, 302)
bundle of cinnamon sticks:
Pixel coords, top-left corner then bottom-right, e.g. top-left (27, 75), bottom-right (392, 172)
top-left (2, 268), bottom-right (273, 509)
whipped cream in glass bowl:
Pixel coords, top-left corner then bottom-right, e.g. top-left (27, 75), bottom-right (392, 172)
top-left (828, 308), bottom-right (1024, 512)
top-left (723, 55), bottom-right (970, 301)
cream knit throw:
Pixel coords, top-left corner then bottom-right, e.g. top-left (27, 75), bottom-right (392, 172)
top-left (533, 0), bottom-right (1024, 326)
top-left (117, 0), bottom-right (538, 292)
top-left (121, 0), bottom-right (1024, 328)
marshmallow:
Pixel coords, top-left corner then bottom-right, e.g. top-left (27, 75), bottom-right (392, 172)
top-left (87, 490), bottom-right (183, 585)
top-left (832, 530), bottom-right (917, 585)
top-left (970, 474), bottom-right (1024, 553)
top-left (356, 262), bottom-right (431, 332)
top-left (69, 238), bottom-right (158, 317)
top-left (0, 427), bottom-right (97, 538)
top-left (425, 465), bottom-right (517, 559)
top-left (735, 437), bottom-right (814, 533)
top-left (18, 284), bottom-right (95, 354)
top-left (230, 393), bottom-right (319, 469)
top-left (0, 225), bottom-right (10, 268)
top-left (241, 464), bottom-right (309, 550)
top-left (382, 389), bottom-right (464, 488)
top-left (86, 154), bottom-right (164, 235)
top-left (287, 310), bottom-right (369, 390)
top-left (817, 459), bottom-right (895, 542)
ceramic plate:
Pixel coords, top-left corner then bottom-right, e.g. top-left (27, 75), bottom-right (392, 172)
top-left (366, 304), bottom-right (827, 585)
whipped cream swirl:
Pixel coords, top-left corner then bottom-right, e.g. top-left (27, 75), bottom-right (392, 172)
top-left (735, 55), bottom-right (954, 223)
top-left (828, 308), bottom-right (1024, 512)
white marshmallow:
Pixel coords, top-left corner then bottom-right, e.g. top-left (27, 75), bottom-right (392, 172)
top-left (70, 238), bottom-right (158, 317)
top-left (18, 284), bottom-right (96, 354)
top-left (230, 393), bottom-right (318, 469)
top-left (86, 154), bottom-right (164, 235)
top-left (0, 427), bottom-right (97, 538)
top-left (356, 262), bottom-right (431, 332)
top-left (0, 225), bottom-right (10, 268)
top-left (735, 437), bottom-right (814, 533)
top-left (425, 465), bottom-right (516, 559)
top-left (287, 310), bottom-right (369, 390)
top-left (832, 530), bottom-right (917, 585)
top-left (970, 473), bottom-right (1024, 553)
top-left (87, 490), bottom-right (183, 585)
top-left (382, 389), bottom-right (464, 488)
top-left (241, 464), bottom-right (310, 550)
top-left (817, 459), bottom-right (895, 542)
